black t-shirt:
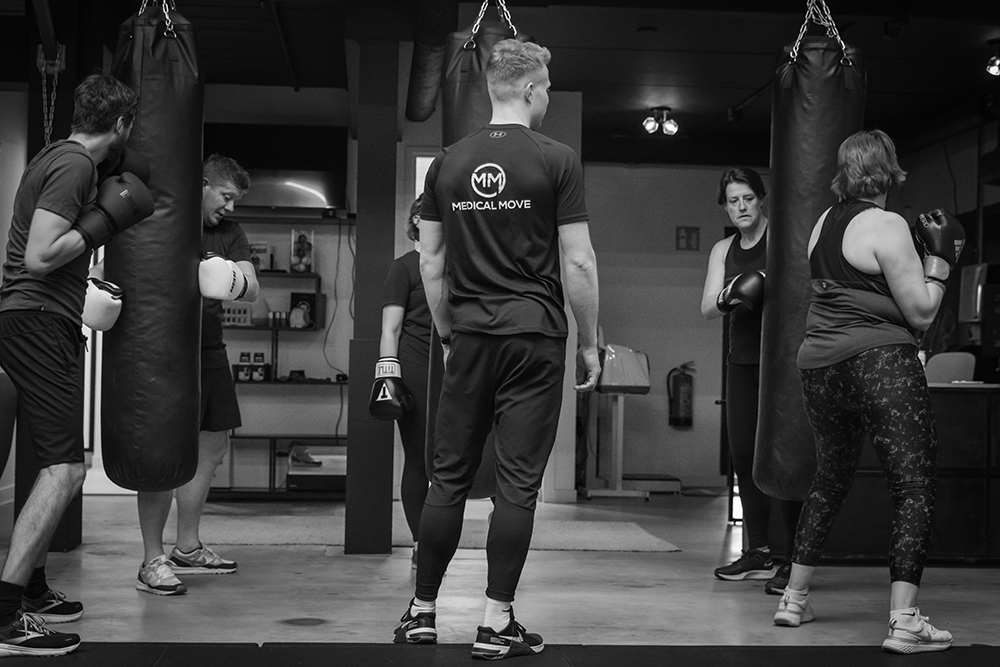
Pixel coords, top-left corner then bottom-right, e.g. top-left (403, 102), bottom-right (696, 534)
top-left (421, 124), bottom-right (589, 338)
top-left (723, 230), bottom-right (766, 365)
top-left (0, 140), bottom-right (96, 324)
top-left (201, 219), bottom-right (251, 368)
top-left (382, 249), bottom-right (432, 355)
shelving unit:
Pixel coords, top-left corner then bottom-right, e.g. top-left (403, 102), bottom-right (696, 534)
top-left (210, 207), bottom-right (355, 499)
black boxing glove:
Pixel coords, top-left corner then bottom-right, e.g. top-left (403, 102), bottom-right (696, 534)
top-left (74, 173), bottom-right (155, 251)
top-left (369, 357), bottom-right (415, 420)
top-left (915, 209), bottom-right (965, 285)
top-left (717, 270), bottom-right (765, 314)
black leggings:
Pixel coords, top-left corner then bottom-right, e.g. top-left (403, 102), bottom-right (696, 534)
top-left (727, 362), bottom-right (801, 553)
top-left (795, 344), bottom-right (937, 585)
top-left (398, 347), bottom-right (430, 542)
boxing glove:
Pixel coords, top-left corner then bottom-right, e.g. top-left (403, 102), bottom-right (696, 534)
top-left (98, 146), bottom-right (151, 185)
top-left (717, 270), bottom-right (766, 314)
top-left (915, 209), bottom-right (966, 284)
top-left (81, 277), bottom-right (124, 331)
top-left (74, 172), bottom-right (155, 251)
top-left (198, 253), bottom-right (249, 301)
top-left (369, 357), bottom-right (415, 420)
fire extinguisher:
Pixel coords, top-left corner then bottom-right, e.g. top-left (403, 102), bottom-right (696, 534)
top-left (668, 361), bottom-right (695, 427)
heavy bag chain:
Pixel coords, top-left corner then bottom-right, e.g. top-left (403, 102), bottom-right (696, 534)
top-left (790, 0), bottom-right (851, 66)
top-left (139, 0), bottom-right (178, 38)
top-left (37, 43), bottom-right (65, 146)
top-left (465, 0), bottom-right (518, 50)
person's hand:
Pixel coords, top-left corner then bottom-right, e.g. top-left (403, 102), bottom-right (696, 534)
top-left (575, 345), bottom-right (601, 392)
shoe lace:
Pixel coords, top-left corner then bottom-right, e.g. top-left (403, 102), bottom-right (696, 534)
top-left (44, 589), bottom-right (66, 603)
top-left (16, 612), bottom-right (53, 636)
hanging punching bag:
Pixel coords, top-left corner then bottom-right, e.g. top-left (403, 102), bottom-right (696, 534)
top-left (102, 3), bottom-right (203, 491)
top-left (754, 34), bottom-right (866, 501)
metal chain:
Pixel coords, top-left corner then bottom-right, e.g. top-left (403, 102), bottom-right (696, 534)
top-left (162, 0), bottom-right (177, 38)
top-left (790, 0), bottom-right (850, 64)
top-left (466, 0), bottom-right (518, 50)
top-left (39, 44), bottom-right (63, 146)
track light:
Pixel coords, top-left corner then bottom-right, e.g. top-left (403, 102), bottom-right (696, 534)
top-left (988, 40), bottom-right (1000, 77)
top-left (642, 107), bottom-right (678, 135)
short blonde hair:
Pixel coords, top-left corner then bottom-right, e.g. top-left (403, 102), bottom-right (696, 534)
top-left (831, 130), bottom-right (907, 199)
top-left (486, 39), bottom-right (551, 102)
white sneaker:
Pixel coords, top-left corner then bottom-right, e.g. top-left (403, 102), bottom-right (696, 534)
top-left (882, 607), bottom-right (953, 654)
top-left (136, 555), bottom-right (187, 596)
top-left (168, 543), bottom-right (237, 575)
top-left (773, 589), bottom-right (815, 627)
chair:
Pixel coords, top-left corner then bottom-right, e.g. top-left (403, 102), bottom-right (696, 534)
top-left (924, 351), bottom-right (976, 383)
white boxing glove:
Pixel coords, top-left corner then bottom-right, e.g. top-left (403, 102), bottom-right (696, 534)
top-left (199, 252), bottom-right (249, 301)
top-left (82, 277), bottom-right (123, 331)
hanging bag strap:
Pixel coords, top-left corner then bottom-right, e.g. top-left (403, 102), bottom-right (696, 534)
top-left (789, 0), bottom-right (851, 66)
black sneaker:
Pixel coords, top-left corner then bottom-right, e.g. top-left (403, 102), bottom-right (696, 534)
top-left (471, 608), bottom-right (544, 660)
top-left (393, 600), bottom-right (437, 644)
top-left (21, 589), bottom-right (83, 624)
top-left (0, 610), bottom-right (80, 657)
top-left (714, 548), bottom-right (775, 581)
top-left (764, 562), bottom-right (792, 595)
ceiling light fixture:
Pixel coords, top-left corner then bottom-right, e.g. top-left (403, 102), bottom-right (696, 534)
top-left (988, 40), bottom-right (1000, 77)
top-left (643, 107), bottom-right (678, 135)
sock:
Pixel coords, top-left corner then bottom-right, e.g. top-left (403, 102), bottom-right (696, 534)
top-left (0, 581), bottom-right (25, 627)
top-left (23, 567), bottom-right (47, 600)
top-left (483, 597), bottom-right (511, 631)
top-left (175, 543), bottom-right (202, 555)
top-left (410, 597), bottom-right (435, 616)
top-left (785, 586), bottom-right (809, 599)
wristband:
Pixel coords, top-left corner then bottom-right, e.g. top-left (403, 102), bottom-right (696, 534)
top-left (925, 275), bottom-right (947, 291)
top-left (440, 335), bottom-right (451, 346)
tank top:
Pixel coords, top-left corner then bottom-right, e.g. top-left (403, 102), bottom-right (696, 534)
top-left (724, 230), bottom-right (766, 365)
top-left (796, 199), bottom-right (915, 370)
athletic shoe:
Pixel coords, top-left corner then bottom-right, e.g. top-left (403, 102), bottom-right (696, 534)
top-left (136, 555), bottom-right (187, 596)
top-left (21, 589), bottom-right (83, 623)
top-left (882, 607), bottom-right (953, 654)
top-left (764, 562), bottom-right (792, 595)
top-left (0, 610), bottom-right (80, 658)
top-left (471, 608), bottom-right (544, 660)
top-left (773, 589), bottom-right (815, 627)
top-left (393, 600), bottom-right (437, 644)
top-left (714, 548), bottom-right (775, 580)
top-left (168, 543), bottom-right (237, 575)
top-left (290, 444), bottom-right (322, 466)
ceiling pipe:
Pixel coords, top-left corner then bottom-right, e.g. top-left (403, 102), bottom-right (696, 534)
top-left (894, 94), bottom-right (998, 156)
top-left (266, 0), bottom-right (300, 91)
top-left (405, 0), bottom-right (458, 123)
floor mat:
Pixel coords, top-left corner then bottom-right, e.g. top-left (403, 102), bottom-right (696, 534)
top-left (8, 643), bottom-right (993, 667)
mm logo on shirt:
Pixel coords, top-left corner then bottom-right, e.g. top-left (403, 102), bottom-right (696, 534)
top-left (471, 163), bottom-right (506, 198)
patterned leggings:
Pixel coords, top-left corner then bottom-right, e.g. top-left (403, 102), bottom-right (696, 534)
top-left (795, 344), bottom-right (937, 585)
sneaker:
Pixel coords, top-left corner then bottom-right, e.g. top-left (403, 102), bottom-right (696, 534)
top-left (0, 610), bottom-right (80, 657)
top-left (774, 589), bottom-right (815, 627)
top-left (168, 543), bottom-right (237, 575)
top-left (882, 607), bottom-right (953, 654)
top-left (21, 589), bottom-right (83, 623)
top-left (471, 607), bottom-right (544, 660)
top-left (714, 548), bottom-right (776, 581)
top-left (393, 600), bottom-right (437, 644)
top-left (764, 562), bottom-right (792, 595)
top-left (290, 444), bottom-right (322, 466)
top-left (136, 555), bottom-right (187, 596)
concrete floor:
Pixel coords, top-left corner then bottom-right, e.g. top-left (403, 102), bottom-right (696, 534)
top-left (16, 493), bottom-right (1000, 648)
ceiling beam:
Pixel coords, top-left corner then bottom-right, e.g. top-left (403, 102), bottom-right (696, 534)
top-left (265, 0), bottom-right (299, 91)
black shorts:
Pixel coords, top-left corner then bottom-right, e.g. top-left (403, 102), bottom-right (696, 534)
top-left (0, 311), bottom-right (86, 467)
top-left (426, 332), bottom-right (566, 511)
top-left (200, 364), bottom-right (241, 432)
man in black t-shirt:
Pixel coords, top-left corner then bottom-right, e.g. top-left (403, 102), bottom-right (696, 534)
top-left (0, 74), bottom-right (139, 656)
top-left (394, 39), bottom-right (600, 659)
top-left (135, 155), bottom-right (258, 596)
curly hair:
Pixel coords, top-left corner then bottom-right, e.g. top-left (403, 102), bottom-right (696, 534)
top-left (71, 74), bottom-right (138, 135)
top-left (831, 130), bottom-right (907, 199)
top-left (203, 153), bottom-right (250, 193)
top-left (406, 195), bottom-right (422, 242)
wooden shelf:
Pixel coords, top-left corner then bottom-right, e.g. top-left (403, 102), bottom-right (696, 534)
top-left (234, 379), bottom-right (347, 386)
top-left (228, 206), bottom-right (355, 226)
top-left (224, 324), bottom-right (319, 331)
